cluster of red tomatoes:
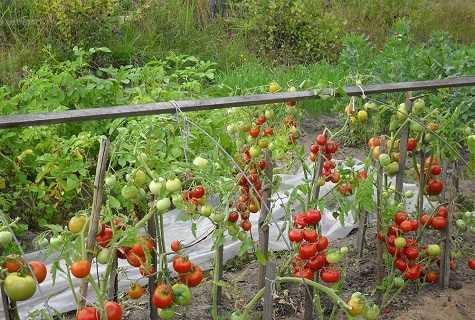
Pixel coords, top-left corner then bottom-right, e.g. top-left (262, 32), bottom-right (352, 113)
top-left (423, 157), bottom-right (444, 196)
top-left (288, 209), bottom-right (344, 284)
top-left (379, 209), bottom-right (451, 283)
top-left (77, 301), bottom-right (123, 320)
top-left (182, 185), bottom-right (206, 206)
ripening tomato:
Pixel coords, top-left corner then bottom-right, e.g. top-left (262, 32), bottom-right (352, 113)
top-left (29, 260), bottom-right (47, 283)
top-left (240, 220), bottom-right (252, 231)
top-left (368, 137), bottom-right (381, 149)
top-left (310, 144), bottom-right (319, 154)
top-left (399, 220), bottom-right (413, 233)
top-left (139, 264), bottom-right (156, 277)
top-left (228, 211), bottom-right (239, 223)
top-left (3, 256), bottom-right (22, 273)
top-left (425, 271), bottom-right (438, 284)
top-left (316, 134), bottom-right (327, 146)
top-left (104, 301), bottom-right (122, 320)
top-left (294, 268), bottom-right (314, 280)
top-left (407, 138), bottom-right (417, 151)
top-left (468, 258), bottom-right (475, 270)
top-left (404, 265), bottom-right (422, 281)
top-left (404, 247), bottom-right (419, 260)
top-left (76, 307), bottom-right (99, 320)
top-left (264, 127), bottom-right (273, 137)
top-left (320, 269), bottom-right (340, 283)
top-left (128, 283), bottom-right (145, 299)
top-left (316, 236), bottom-right (329, 252)
top-left (437, 207), bottom-right (448, 218)
top-left (3, 273), bottom-right (36, 301)
top-left (409, 220), bottom-right (419, 231)
top-left (173, 256), bottom-right (192, 274)
top-left (191, 186), bottom-right (205, 198)
top-left (171, 240), bottom-right (182, 252)
top-left (95, 226), bottom-right (113, 247)
top-left (426, 179), bottom-right (443, 195)
top-left (70, 260), bottom-right (91, 279)
top-left (307, 254), bottom-right (327, 271)
top-left (255, 115), bottom-right (266, 126)
top-left (180, 266), bottom-right (203, 287)
top-left (288, 229), bottom-right (304, 243)
top-left (394, 258), bottom-right (407, 272)
top-left (325, 141), bottom-right (338, 154)
top-left (420, 213), bottom-right (431, 227)
top-left (294, 213), bottom-right (308, 227)
top-left (152, 284), bottom-right (174, 309)
top-left (299, 243), bottom-right (318, 259)
top-left (69, 215), bottom-right (87, 234)
top-left (431, 216), bottom-right (447, 230)
top-left (431, 165), bottom-right (442, 176)
top-left (394, 211), bottom-right (408, 225)
top-left (126, 252), bottom-right (143, 267)
top-left (305, 209), bottom-right (321, 225)
top-left (303, 229), bottom-right (318, 242)
top-left (249, 127), bottom-right (260, 138)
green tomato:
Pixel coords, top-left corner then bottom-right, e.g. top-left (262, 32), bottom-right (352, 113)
top-left (264, 110), bottom-right (274, 119)
top-left (156, 198), bottom-right (171, 212)
top-left (193, 156), bottom-right (209, 168)
top-left (412, 99), bottom-right (425, 114)
top-left (121, 185), bottom-right (139, 200)
top-left (384, 162), bottom-right (399, 176)
top-left (172, 283), bottom-right (192, 305)
top-left (227, 224), bottom-right (239, 237)
top-left (470, 225), bottom-right (475, 235)
top-left (158, 306), bottom-right (176, 320)
top-left (165, 178), bottom-right (182, 193)
top-left (249, 146), bottom-right (261, 158)
top-left (393, 276), bottom-right (405, 288)
top-left (364, 102), bottom-right (377, 111)
top-left (226, 124), bottom-right (236, 134)
top-left (231, 312), bottom-right (244, 320)
top-left (50, 235), bottom-right (62, 247)
top-left (0, 230), bottom-right (13, 247)
top-left (455, 219), bottom-right (466, 230)
top-left (363, 303), bottom-right (380, 320)
top-left (237, 231), bottom-right (247, 241)
top-left (426, 244), bottom-right (441, 257)
top-left (34, 237), bottom-right (49, 249)
top-left (133, 169), bottom-right (147, 187)
top-left (97, 248), bottom-right (111, 265)
top-left (410, 121), bottom-right (423, 134)
top-left (171, 194), bottom-right (184, 207)
top-left (239, 122), bottom-right (251, 132)
top-left (4, 273), bottom-right (37, 301)
top-left (149, 180), bottom-right (163, 196)
top-left (210, 213), bottom-right (225, 224)
top-left (396, 103), bottom-right (408, 121)
top-left (104, 175), bottom-right (117, 187)
top-left (464, 211), bottom-right (473, 219)
top-left (451, 250), bottom-right (462, 259)
top-left (326, 251), bottom-right (343, 264)
top-left (389, 116), bottom-right (399, 132)
top-left (404, 191), bottom-right (414, 198)
top-left (200, 206), bottom-right (212, 217)
top-left (378, 154), bottom-right (391, 166)
top-left (394, 237), bottom-right (406, 249)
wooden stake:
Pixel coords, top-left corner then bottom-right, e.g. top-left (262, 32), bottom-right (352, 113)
top-left (440, 165), bottom-right (455, 289)
top-left (147, 213), bottom-right (158, 320)
top-left (375, 162), bottom-right (385, 305)
top-left (263, 261), bottom-right (276, 320)
top-left (395, 92), bottom-right (413, 201)
top-left (216, 243), bottom-right (224, 306)
top-left (355, 209), bottom-right (368, 258)
top-left (417, 138), bottom-right (426, 222)
top-left (258, 150), bottom-right (273, 289)
top-left (79, 137), bottom-right (110, 307)
top-left (107, 252), bottom-right (118, 301)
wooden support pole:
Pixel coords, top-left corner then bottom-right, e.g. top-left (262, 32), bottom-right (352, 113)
top-left (216, 244), bottom-right (224, 306)
top-left (79, 137), bottom-right (110, 307)
top-left (147, 213), bottom-right (158, 320)
top-left (107, 252), bottom-right (118, 301)
top-left (355, 209), bottom-right (368, 258)
top-left (263, 261), bottom-right (276, 320)
top-left (417, 138), bottom-right (426, 222)
top-left (440, 165), bottom-right (455, 289)
top-left (375, 162), bottom-right (385, 305)
top-left (395, 92), bottom-right (413, 201)
top-left (1, 285), bottom-right (12, 320)
top-left (258, 150), bottom-right (273, 290)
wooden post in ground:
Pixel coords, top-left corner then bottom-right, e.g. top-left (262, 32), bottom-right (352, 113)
top-left (107, 252), bottom-right (118, 301)
top-left (375, 162), bottom-right (385, 305)
top-left (304, 151), bottom-right (325, 320)
top-left (395, 92), bottom-right (413, 201)
top-left (258, 150), bottom-right (273, 290)
top-left (263, 261), bottom-right (276, 320)
top-left (79, 137), bottom-right (110, 307)
top-left (416, 138), bottom-right (426, 222)
top-left (440, 165), bottom-right (455, 289)
top-left (355, 209), bottom-right (368, 258)
top-left (147, 213), bottom-right (158, 320)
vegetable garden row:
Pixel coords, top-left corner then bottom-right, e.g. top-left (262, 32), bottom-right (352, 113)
top-left (1, 76), bottom-right (475, 320)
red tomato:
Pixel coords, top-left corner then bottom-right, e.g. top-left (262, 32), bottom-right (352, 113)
top-left (307, 254), bottom-right (327, 271)
top-left (437, 207), bottom-right (448, 218)
top-left (95, 226), bottom-right (113, 247)
top-left (468, 258), bottom-right (475, 270)
top-left (316, 236), bottom-right (329, 252)
top-left (425, 271), bottom-right (438, 284)
top-left (320, 269), bottom-right (340, 283)
top-left (171, 240), bottom-right (182, 252)
top-left (330, 172), bottom-right (341, 183)
top-left (404, 265), bottom-right (422, 280)
top-left (310, 144), bottom-right (319, 154)
top-left (228, 211), bottom-right (239, 223)
top-left (294, 213), bottom-right (308, 227)
top-left (173, 256), bottom-right (192, 274)
top-left (249, 127), bottom-right (260, 138)
top-left (294, 268), bottom-right (314, 280)
top-left (325, 141), bottom-right (338, 154)
top-left (258, 160), bottom-right (267, 169)
top-left (299, 243), bottom-right (318, 259)
top-left (394, 258), bottom-right (407, 272)
top-left (394, 211), bottom-right (408, 225)
top-left (407, 138), bottom-right (417, 151)
top-left (117, 247), bottom-right (130, 259)
top-left (29, 260), bottom-right (47, 283)
top-left (288, 229), bottom-right (304, 243)
top-left (305, 209), bottom-right (321, 225)
top-left (426, 179), bottom-right (443, 195)
top-left (323, 161), bottom-right (332, 171)
top-left (240, 220), bottom-right (252, 231)
top-left (430, 165), bottom-right (442, 176)
top-left (368, 137), bottom-right (381, 148)
top-left (152, 284), bottom-right (174, 309)
top-left (404, 247), bottom-right (419, 260)
top-left (255, 115), bottom-right (267, 126)
top-left (399, 220), bottom-right (413, 233)
top-left (3, 257), bottom-right (22, 273)
top-left (376, 232), bottom-right (385, 241)
top-left (104, 301), bottom-right (122, 320)
top-left (303, 229), bottom-right (318, 242)
top-left (70, 260), bottom-right (91, 279)
top-left (386, 235), bottom-right (396, 246)
top-left (409, 220), bottom-right (419, 231)
top-left (139, 264), bottom-right (156, 277)
top-left (180, 266), bottom-right (204, 287)
top-left (420, 214), bottom-right (432, 227)
top-left (316, 134), bottom-right (327, 146)
top-left (431, 216), bottom-right (447, 230)
top-left (126, 252), bottom-right (143, 268)
top-left (191, 186), bottom-right (205, 198)
top-left (128, 283), bottom-right (145, 299)
top-left (76, 307), bottom-right (99, 320)
top-left (264, 127), bottom-right (273, 137)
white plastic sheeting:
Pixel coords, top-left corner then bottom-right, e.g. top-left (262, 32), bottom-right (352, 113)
top-left (3, 163), bottom-right (427, 319)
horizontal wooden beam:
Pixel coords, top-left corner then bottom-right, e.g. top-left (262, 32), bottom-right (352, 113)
top-left (0, 77), bottom-right (474, 129)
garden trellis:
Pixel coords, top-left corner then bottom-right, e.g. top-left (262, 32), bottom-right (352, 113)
top-left (1, 76), bottom-right (475, 320)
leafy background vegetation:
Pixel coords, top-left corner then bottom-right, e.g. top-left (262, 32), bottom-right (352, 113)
top-left (0, 0), bottom-right (475, 230)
